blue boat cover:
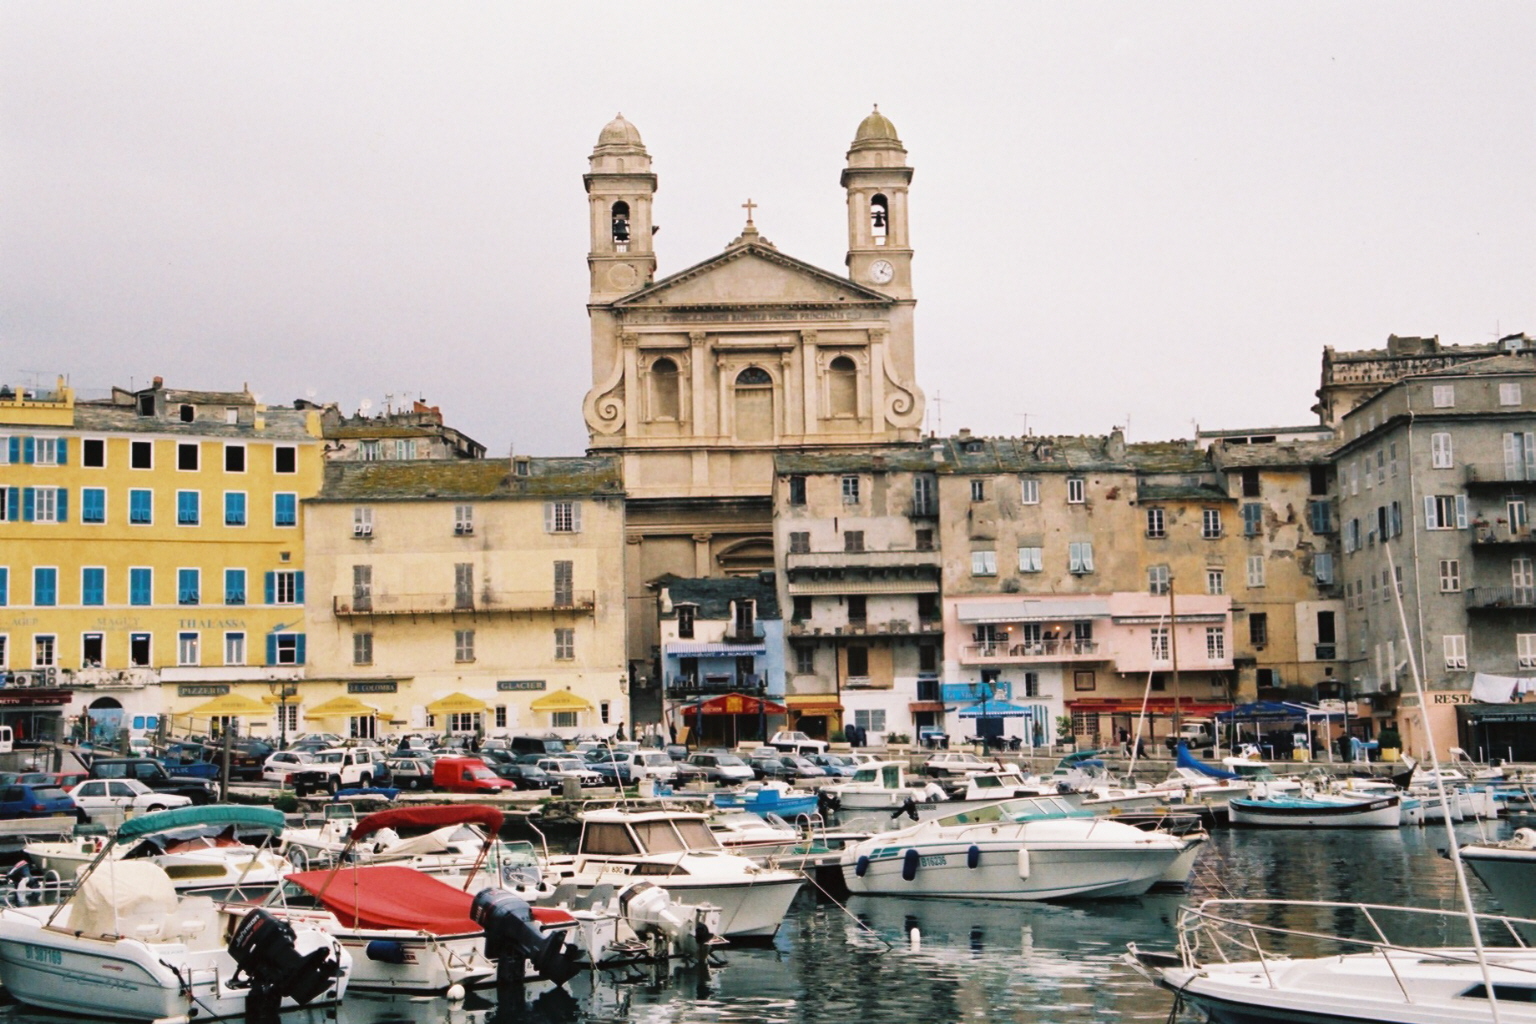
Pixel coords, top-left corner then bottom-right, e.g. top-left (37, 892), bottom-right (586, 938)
top-left (1176, 742), bottom-right (1240, 779)
top-left (117, 804), bottom-right (287, 839)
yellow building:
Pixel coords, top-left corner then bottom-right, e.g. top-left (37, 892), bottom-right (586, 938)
top-left (0, 377), bottom-right (323, 743)
top-left (300, 456), bottom-right (628, 740)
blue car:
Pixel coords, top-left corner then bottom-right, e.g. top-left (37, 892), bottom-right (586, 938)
top-left (0, 783), bottom-right (78, 820)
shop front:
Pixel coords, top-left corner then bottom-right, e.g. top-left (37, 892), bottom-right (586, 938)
top-left (784, 694), bottom-right (842, 741)
top-left (680, 692), bottom-right (787, 748)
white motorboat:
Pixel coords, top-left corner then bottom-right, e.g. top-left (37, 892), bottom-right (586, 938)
top-left (821, 760), bottom-right (947, 812)
top-left (1461, 827), bottom-right (1536, 919)
top-left (709, 812), bottom-right (801, 857)
top-left (1228, 784), bottom-right (1400, 828)
top-left (1138, 897), bottom-right (1536, 1024)
top-left (0, 807), bottom-right (352, 1021)
top-left (545, 808), bottom-right (802, 940)
top-left (840, 795), bottom-right (1190, 901)
top-left (279, 802), bottom-right (489, 874)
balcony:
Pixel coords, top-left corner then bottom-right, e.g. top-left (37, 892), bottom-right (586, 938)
top-left (333, 589), bottom-right (596, 617)
top-left (786, 618), bottom-right (943, 638)
top-left (1472, 527), bottom-right (1536, 548)
top-left (722, 621), bottom-right (767, 644)
top-left (786, 549), bottom-right (942, 571)
top-left (664, 673), bottom-right (767, 699)
top-left (959, 639), bottom-right (1103, 666)
top-left (908, 498), bottom-right (938, 519)
top-left (1466, 586), bottom-right (1536, 611)
top-left (1466, 463), bottom-right (1536, 488)
top-left (1315, 644), bottom-right (1337, 661)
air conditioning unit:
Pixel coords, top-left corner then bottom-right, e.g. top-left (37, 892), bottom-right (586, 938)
top-left (354, 523), bottom-right (372, 537)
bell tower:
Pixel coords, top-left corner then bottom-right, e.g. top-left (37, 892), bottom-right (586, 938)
top-left (585, 114), bottom-right (657, 302)
top-left (842, 105), bottom-right (914, 300)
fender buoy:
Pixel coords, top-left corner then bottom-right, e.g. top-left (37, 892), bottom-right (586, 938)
top-left (966, 845), bottom-right (981, 869)
top-left (855, 855), bottom-right (870, 878)
top-left (902, 848), bottom-right (920, 882)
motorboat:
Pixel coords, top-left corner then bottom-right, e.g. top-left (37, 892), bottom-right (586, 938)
top-left (1334, 777), bottom-right (1426, 826)
top-left (0, 806), bottom-right (352, 1021)
top-left (1461, 827), bottom-right (1536, 918)
top-left (1134, 897), bottom-right (1536, 1024)
top-left (545, 808), bottom-right (802, 940)
top-left (840, 795), bottom-right (1191, 901)
top-left (821, 760), bottom-right (947, 812)
top-left (708, 812), bottom-right (801, 857)
top-left (1228, 783), bottom-right (1400, 828)
top-left (280, 801), bottom-right (490, 874)
top-left (711, 780), bottom-right (819, 819)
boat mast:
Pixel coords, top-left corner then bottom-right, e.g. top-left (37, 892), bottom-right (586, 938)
top-left (1169, 579), bottom-right (1181, 738)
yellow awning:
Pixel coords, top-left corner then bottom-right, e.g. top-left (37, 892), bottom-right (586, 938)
top-left (187, 694), bottom-right (271, 716)
top-left (426, 692), bottom-right (489, 715)
top-left (304, 696), bottom-right (378, 717)
top-left (529, 690), bottom-right (594, 713)
top-left (785, 695), bottom-right (844, 711)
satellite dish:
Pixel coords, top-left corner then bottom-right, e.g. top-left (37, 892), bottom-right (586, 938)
top-left (359, 399), bottom-right (374, 413)
top-left (305, 387), bottom-right (317, 399)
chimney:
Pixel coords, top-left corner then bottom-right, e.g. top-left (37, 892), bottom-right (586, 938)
top-left (152, 376), bottom-right (164, 389)
top-left (958, 428), bottom-right (972, 440)
top-left (1108, 427), bottom-right (1126, 460)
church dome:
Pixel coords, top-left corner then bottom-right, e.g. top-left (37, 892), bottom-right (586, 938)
top-left (853, 106), bottom-right (899, 144)
top-left (597, 113), bottom-right (644, 149)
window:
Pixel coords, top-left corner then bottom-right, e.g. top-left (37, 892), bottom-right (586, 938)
top-left (0, 634), bottom-right (6, 666)
top-left (494, 705), bottom-right (508, 729)
top-left (176, 490), bottom-right (200, 525)
top-left (1438, 558), bottom-right (1461, 592)
top-left (970, 479), bottom-right (986, 502)
top-left (359, 440), bottom-right (381, 461)
top-left (394, 439), bottom-right (417, 460)
top-left (447, 628), bottom-right (473, 662)
top-left (274, 446), bottom-right (297, 473)
top-left (1432, 384), bottom-right (1455, 408)
top-left (841, 475), bottom-right (860, 504)
top-left (177, 568), bottom-right (200, 605)
top-left (1241, 468), bottom-right (1261, 497)
top-left (454, 563), bottom-right (474, 609)
top-left (177, 442), bottom-right (199, 471)
top-left (795, 646), bottom-right (815, 674)
top-left (791, 596), bottom-right (812, 622)
top-left (33, 568), bottom-right (57, 607)
top-left (788, 475), bottom-right (806, 505)
top-left (1148, 565), bottom-right (1170, 595)
top-left (130, 633), bottom-right (150, 667)
top-left (1431, 432), bottom-right (1453, 469)
top-left (353, 633), bottom-right (373, 666)
top-left (353, 506), bottom-right (373, 537)
top-left (274, 493), bottom-right (297, 527)
top-left (223, 568), bottom-right (245, 605)
top-left (1314, 552), bottom-right (1335, 585)
top-left (1444, 634), bottom-right (1468, 670)
top-left (267, 570), bottom-right (303, 605)
top-left (130, 489), bottom-right (152, 525)
top-left (847, 595), bottom-right (868, 625)
top-left (353, 564), bottom-right (373, 611)
top-left (1505, 431), bottom-right (1536, 481)
top-left (853, 709), bottom-right (886, 733)
top-left (847, 645), bottom-right (869, 677)
top-left (224, 491), bottom-right (246, 526)
top-left (178, 404), bottom-right (195, 423)
top-left (1242, 503), bottom-right (1263, 536)
top-left (1375, 448), bottom-right (1386, 485)
top-left (1310, 465), bottom-right (1329, 495)
top-left (82, 438), bottom-right (105, 467)
top-left (79, 487), bottom-right (106, 524)
top-left (1515, 557), bottom-right (1535, 603)
top-left (916, 528), bottom-right (934, 551)
top-left (677, 605), bottom-right (695, 637)
top-left (224, 444), bottom-right (245, 473)
top-left (131, 440), bottom-right (153, 469)
top-left (1020, 477), bottom-right (1040, 504)
top-left (1202, 508), bottom-right (1222, 539)
top-left (1067, 478), bottom-right (1085, 504)
top-left (81, 567), bottom-right (105, 606)
top-left (268, 633), bottom-right (304, 666)
top-left (545, 501), bottom-right (580, 533)
top-left (548, 559), bottom-right (573, 607)
top-left (30, 486), bottom-right (61, 523)
top-left (1068, 541), bottom-right (1094, 574)
top-left (1424, 494), bottom-right (1468, 530)
top-left (1206, 627), bottom-right (1226, 660)
top-left (1519, 634), bottom-right (1536, 670)
top-left (1246, 555), bottom-right (1266, 587)
top-left (454, 505), bottom-right (474, 535)
top-left (33, 635), bottom-right (56, 667)
top-left (1206, 568), bottom-right (1224, 595)
top-left (130, 568), bottom-right (152, 606)
top-left (1018, 546), bottom-right (1043, 572)
top-left (177, 632), bottom-right (200, 666)
top-left (844, 530), bottom-right (865, 552)
top-left (788, 531), bottom-right (810, 554)
top-left (31, 437), bottom-right (60, 465)
top-left (1309, 500), bottom-right (1332, 533)
top-left (971, 550), bottom-right (997, 576)
top-left (1501, 383), bottom-right (1523, 406)
top-left (1145, 508), bottom-right (1165, 538)
top-left (1249, 612), bottom-right (1268, 647)
top-left (1150, 628), bottom-right (1170, 662)
top-left (1071, 670), bottom-right (1096, 692)
top-left (554, 627), bottom-right (574, 660)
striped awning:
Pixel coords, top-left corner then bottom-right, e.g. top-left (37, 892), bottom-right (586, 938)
top-left (956, 598), bottom-right (1110, 624)
top-left (665, 642), bottom-right (767, 656)
top-left (788, 579), bottom-right (939, 596)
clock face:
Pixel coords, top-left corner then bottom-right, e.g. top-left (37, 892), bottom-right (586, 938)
top-left (869, 259), bottom-right (895, 285)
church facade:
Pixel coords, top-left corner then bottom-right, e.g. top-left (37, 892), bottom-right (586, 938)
top-left (580, 110), bottom-right (927, 715)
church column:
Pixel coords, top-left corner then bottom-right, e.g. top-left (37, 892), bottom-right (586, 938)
top-left (716, 356), bottom-right (731, 440)
top-left (891, 191), bottom-right (910, 248)
top-left (692, 533), bottom-right (713, 576)
top-left (778, 352), bottom-right (793, 441)
top-left (620, 333), bottom-right (640, 439)
top-left (801, 330), bottom-right (819, 435)
top-left (868, 327), bottom-right (887, 437)
top-left (689, 332), bottom-right (708, 432)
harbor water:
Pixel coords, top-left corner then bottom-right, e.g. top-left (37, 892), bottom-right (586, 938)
top-left (0, 818), bottom-right (1516, 1024)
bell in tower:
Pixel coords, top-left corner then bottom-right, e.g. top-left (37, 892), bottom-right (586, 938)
top-left (842, 105), bottom-right (913, 296)
top-left (586, 114), bottom-right (657, 299)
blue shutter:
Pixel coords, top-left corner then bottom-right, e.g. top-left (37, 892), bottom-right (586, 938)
top-left (265, 634), bottom-right (278, 666)
top-left (4, 487), bottom-right (15, 522)
top-left (56, 438), bottom-right (66, 465)
top-left (56, 488), bottom-right (67, 523)
top-left (22, 487), bottom-right (34, 522)
top-left (294, 571), bottom-right (305, 604)
top-left (21, 437), bottom-right (34, 464)
top-left (0, 567), bottom-right (8, 606)
top-left (294, 634), bottom-right (306, 664)
top-left (7, 437), bottom-right (17, 463)
top-left (264, 572), bottom-right (276, 605)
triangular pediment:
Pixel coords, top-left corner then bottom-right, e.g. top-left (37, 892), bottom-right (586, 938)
top-left (612, 244), bottom-right (891, 309)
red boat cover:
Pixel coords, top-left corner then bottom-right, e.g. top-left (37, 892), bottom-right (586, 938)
top-left (285, 866), bottom-right (577, 935)
top-left (351, 803), bottom-right (504, 841)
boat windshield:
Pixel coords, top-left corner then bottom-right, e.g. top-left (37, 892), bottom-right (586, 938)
top-left (673, 819), bottom-right (720, 851)
top-left (934, 796), bottom-right (1084, 828)
top-left (632, 820), bottom-right (686, 853)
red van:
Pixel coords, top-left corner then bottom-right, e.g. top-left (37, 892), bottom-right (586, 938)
top-left (432, 756), bottom-right (517, 793)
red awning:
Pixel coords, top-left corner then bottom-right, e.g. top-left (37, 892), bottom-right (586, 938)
top-left (681, 692), bottom-right (788, 716)
top-left (352, 804), bottom-right (503, 841)
top-left (908, 702), bottom-right (946, 713)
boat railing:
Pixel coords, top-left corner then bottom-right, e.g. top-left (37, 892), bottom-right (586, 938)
top-left (1175, 898), bottom-right (1536, 1001)
top-left (2, 878), bottom-right (73, 908)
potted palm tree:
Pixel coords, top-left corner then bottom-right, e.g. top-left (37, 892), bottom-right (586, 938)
top-left (1056, 715), bottom-right (1076, 754)
top-left (1377, 725), bottom-right (1402, 763)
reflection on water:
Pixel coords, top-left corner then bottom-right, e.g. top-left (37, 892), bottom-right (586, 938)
top-left (0, 820), bottom-right (1513, 1024)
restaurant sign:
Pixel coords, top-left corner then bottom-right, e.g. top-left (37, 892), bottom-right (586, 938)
top-left (348, 681), bottom-right (398, 694)
top-left (498, 680), bottom-right (547, 692)
top-left (177, 684), bottom-right (229, 698)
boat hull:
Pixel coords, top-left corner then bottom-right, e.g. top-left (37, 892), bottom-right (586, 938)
top-left (1462, 847), bottom-right (1536, 918)
top-left (842, 841), bottom-right (1180, 901)
top-left (553, 867), bottom-right (801, 940)
top-left (1229, 796), bottom-right (1400, 829)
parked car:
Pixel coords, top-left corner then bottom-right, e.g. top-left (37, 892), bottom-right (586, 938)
top-left (665, 744), bottom-right (690, 762)
top-left (581, 749), bottom-right (633, 785)
top-left (753, 755), bottom-right (826, 782)
top-left (808, 753), bottom-right (859, 777)
top-left (386, 756), bottom-right (434, 790)
top-left (433, 756), bottom-right (518, 794)
top-left (160, 743), bottom-right (221, 780)
top-left (488, 762), bottom-right (552, 791)
top-left (262, 750), bottom-right (314, 783)
top-left (0, 783), bottom-right (76, 821)
top-left (286, 734), bottom-right (342, 754)
top-left (15, 773), bottom-right (56, 788)
top-left (52, 771), bottom-right (89, 791)
top-left (768, 730), bottom-right (829, 756)
top-left (537, 758), bottom-right (603, 787)
top-left (686, 752), bottom-right (754, 785)
top-left (922, 751), bottom-right (994, 778)
top-left (226, 740), bottom-right (276, 781)
top-left (618, 750), bottom-right (679, 783)
top-left (510, 735), bottom-right (567, 758)
top-left (289, 748), bottom-right (391, 796)
top-left (68, 778), bottom-right (191, 820)
top-left (89, 758), bottom-right (216, 805)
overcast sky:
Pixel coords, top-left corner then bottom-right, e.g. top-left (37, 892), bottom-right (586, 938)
top-left (4, 4), bottom-right (1533, 454)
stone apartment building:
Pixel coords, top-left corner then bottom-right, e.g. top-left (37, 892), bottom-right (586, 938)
top-left (1333, 352), bottom-right (1536, 759)
top-left (1315, 333), bottom-right (1533, 428)
top-left (320, 400), bottom-right (487, 462)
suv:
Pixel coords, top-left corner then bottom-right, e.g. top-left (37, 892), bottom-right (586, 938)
top-left (89, 757), bottom-right (216, 805)
top-left (290, 748), bottom-right (392, 796)
top-left (768, 730), bottom-right (829, 756)
top-left (510, 735), bottom-right (567, 758)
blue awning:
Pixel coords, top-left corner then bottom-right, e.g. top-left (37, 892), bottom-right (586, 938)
top-left (1214, 701), bottom-right (1344, 723)
top-left (958, 699), bottom-right (1036, 718)
top-left (665, 642), bottom-right (767, 656)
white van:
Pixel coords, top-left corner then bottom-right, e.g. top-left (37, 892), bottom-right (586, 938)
top-left (0, 726), bottom-right (14, 754)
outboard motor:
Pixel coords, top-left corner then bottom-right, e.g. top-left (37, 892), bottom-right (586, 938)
top-left (471, 888), bottom-right (585, 988)
top-left (892, 796), bottom-right (920, 822)
top-left (816, 789), bottom-right (841, 816)
top-left (228, 908), bottom-right (343, 1019)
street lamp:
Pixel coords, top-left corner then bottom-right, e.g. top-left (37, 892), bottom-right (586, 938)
top-left (269, 681), bottom-right (297, 749)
